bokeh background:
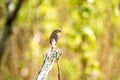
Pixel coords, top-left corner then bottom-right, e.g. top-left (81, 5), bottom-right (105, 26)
top-left (0, 0), bottom-right (120, 80)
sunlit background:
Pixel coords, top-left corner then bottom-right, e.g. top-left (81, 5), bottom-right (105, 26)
top-left (0, 0), bottom-right (120, 80)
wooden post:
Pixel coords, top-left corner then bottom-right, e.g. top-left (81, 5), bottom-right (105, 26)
top-left (36, 48), bottom-right (62, 80)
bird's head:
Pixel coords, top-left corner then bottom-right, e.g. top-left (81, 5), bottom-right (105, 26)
top-left (53, 29), bottom-right (61, 33)
top-left (53, 29), bottom-right (61, 39)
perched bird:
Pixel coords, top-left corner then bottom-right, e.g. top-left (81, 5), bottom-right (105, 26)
top-left (50, 29), bottom-right (61, 49)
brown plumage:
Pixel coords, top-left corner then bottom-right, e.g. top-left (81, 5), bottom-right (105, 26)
top-left (50, 29), bottom-right (61, 48)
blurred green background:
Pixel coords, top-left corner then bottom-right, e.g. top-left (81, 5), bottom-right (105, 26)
top-left (0, 0), bottom-right (120, 80)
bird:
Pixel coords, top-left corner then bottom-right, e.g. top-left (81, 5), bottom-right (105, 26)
top-left (50, 29), bottom-right (61, 49)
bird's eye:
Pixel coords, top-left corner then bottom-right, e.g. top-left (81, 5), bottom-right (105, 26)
top-left (58, 30), bottom-right (61, 32)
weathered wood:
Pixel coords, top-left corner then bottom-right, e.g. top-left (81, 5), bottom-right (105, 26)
top-left (36, 48), bottom-right (62, 80)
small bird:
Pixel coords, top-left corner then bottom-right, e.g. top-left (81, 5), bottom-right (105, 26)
top-left (50, 29), bottom-right (61, 49)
